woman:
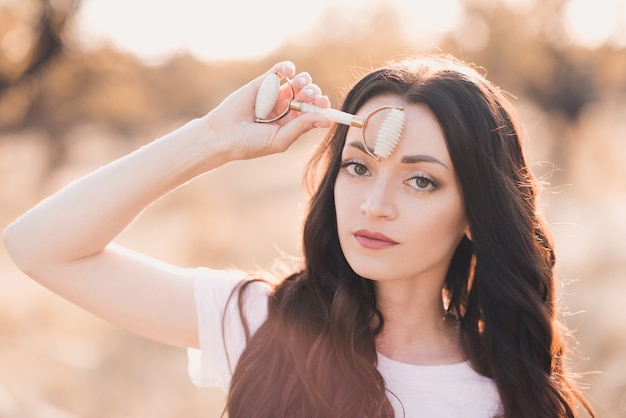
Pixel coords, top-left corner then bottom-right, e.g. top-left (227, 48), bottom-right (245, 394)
top-left (3, 55), bottom-right (593, 417)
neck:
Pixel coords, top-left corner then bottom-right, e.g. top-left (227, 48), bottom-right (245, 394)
top-left (374, 279), bottom-right (463, 365)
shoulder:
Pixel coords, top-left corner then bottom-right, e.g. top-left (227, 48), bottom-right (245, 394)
top-left (188, 267), bottom-right (272, 389)
top-left (190, 267), bottom-right (272, 342)
top-left (192, 267), bottom-right (272, 306)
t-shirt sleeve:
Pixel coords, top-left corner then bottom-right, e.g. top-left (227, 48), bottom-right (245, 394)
top-left (187, 267), bottom-right (270, 392)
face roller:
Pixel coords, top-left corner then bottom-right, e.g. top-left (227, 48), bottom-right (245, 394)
top-left (254, 71), bottom-right (406, 160)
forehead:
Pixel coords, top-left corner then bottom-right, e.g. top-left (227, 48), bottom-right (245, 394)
top-left (346, 95), bottom-right (451, 166)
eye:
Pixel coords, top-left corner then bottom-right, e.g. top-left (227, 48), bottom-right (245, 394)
top-left (406, 174), bottom-right (438, 192)
top-left (340, 160), bottom-right (370, 177)
top-left (352, 163), bottom-right (368, 176)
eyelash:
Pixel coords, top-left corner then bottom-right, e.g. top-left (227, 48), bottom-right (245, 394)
top-left (339, 159), bottom-right (369, 177)
top-left (407, 174), bottom-right (439, 193)
top-left (338, 159), bottom-right (440, 193)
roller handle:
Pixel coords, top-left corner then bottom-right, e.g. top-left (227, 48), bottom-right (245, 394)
top-left (254, 72), bottom-right (363, 127)
top-left (289, 101), bottom-right (363, 128)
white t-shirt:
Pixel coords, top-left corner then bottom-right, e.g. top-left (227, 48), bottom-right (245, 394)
top-left (187, 268), bottom-right (502, 417)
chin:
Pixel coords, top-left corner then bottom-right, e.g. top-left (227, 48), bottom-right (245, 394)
top-left (346, 259), bottom-right (398, 282)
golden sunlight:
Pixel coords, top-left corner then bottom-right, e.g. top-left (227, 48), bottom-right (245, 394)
top-left (74, 0), bottom-right (463, 63)
top-left (563, 0), bottom-right (626, 48)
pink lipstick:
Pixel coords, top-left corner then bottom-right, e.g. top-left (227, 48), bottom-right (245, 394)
top-left (353, 229), bottom-right (398, 249)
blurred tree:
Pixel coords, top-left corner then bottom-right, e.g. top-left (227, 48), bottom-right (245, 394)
top-left (440, 0), bottom-right (601, 121)
top-left (0, 0), bottom-right (80, 128)
top-left (0, 0), bottom-right (624, 178)
top-left (435, 0), bottom-right (625, 177)
top-left (522, 44), bottom-right (598, 121)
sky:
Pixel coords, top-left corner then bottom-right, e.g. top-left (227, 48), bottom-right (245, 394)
top-left (74, 0), bottom-right (461, 62)
top-left (74, 0), bottom-right (626, 63)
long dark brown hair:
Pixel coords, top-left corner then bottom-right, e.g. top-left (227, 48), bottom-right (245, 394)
top-left (226, 55), bottom-right (594, 417)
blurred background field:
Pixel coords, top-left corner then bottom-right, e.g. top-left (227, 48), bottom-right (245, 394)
top-left (1, 0), bottom-right (625, 416)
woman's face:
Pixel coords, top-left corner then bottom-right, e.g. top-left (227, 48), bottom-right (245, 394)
top-left (334, 95), bottom-right (469, 285)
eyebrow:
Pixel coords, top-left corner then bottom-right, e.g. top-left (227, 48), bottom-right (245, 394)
top-left (346, 141), bottom-right (449, 170)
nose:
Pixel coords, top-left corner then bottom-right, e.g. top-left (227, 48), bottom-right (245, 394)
top-left (359, 178), bottom-right (397, 220)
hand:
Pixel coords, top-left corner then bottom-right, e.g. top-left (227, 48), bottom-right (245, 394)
top-left (202, 61), bottom-right (331, 161)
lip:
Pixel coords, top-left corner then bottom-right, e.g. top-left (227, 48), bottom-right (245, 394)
top-left (353, 229), bottom-right (399, 249)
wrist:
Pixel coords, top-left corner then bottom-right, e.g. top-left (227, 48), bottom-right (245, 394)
top-left (172, 115), bottom-right (232, 173)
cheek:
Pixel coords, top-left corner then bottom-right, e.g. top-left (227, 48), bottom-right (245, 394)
top-left (333, 179), bottom-right (352, 224)
top-left (333, 178), bottom-right (368, 243)
top-left (407, 194), bottom-right (466, 240)
top-left (435, 202), bottom-right (467, 242)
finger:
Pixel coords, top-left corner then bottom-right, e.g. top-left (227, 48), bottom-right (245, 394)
top-left (292, 72), bottom-right (312, 89)
top-left (274, 61), bottom-right (296, 79)
top-left (314, 94), bottom-right (331, 109)
top-left (248, 61), bottom-right (296, 90)
top-left (295, 83), bottom-right (322, 102)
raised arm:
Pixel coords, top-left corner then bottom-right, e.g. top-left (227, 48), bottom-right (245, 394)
top-left (2, 61), bottom-right (330, 349)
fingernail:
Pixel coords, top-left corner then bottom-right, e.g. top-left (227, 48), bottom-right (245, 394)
top-left (295, 76), bottom-right (307, 87)
top-left (302, 88), bottom-right (314, 98)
